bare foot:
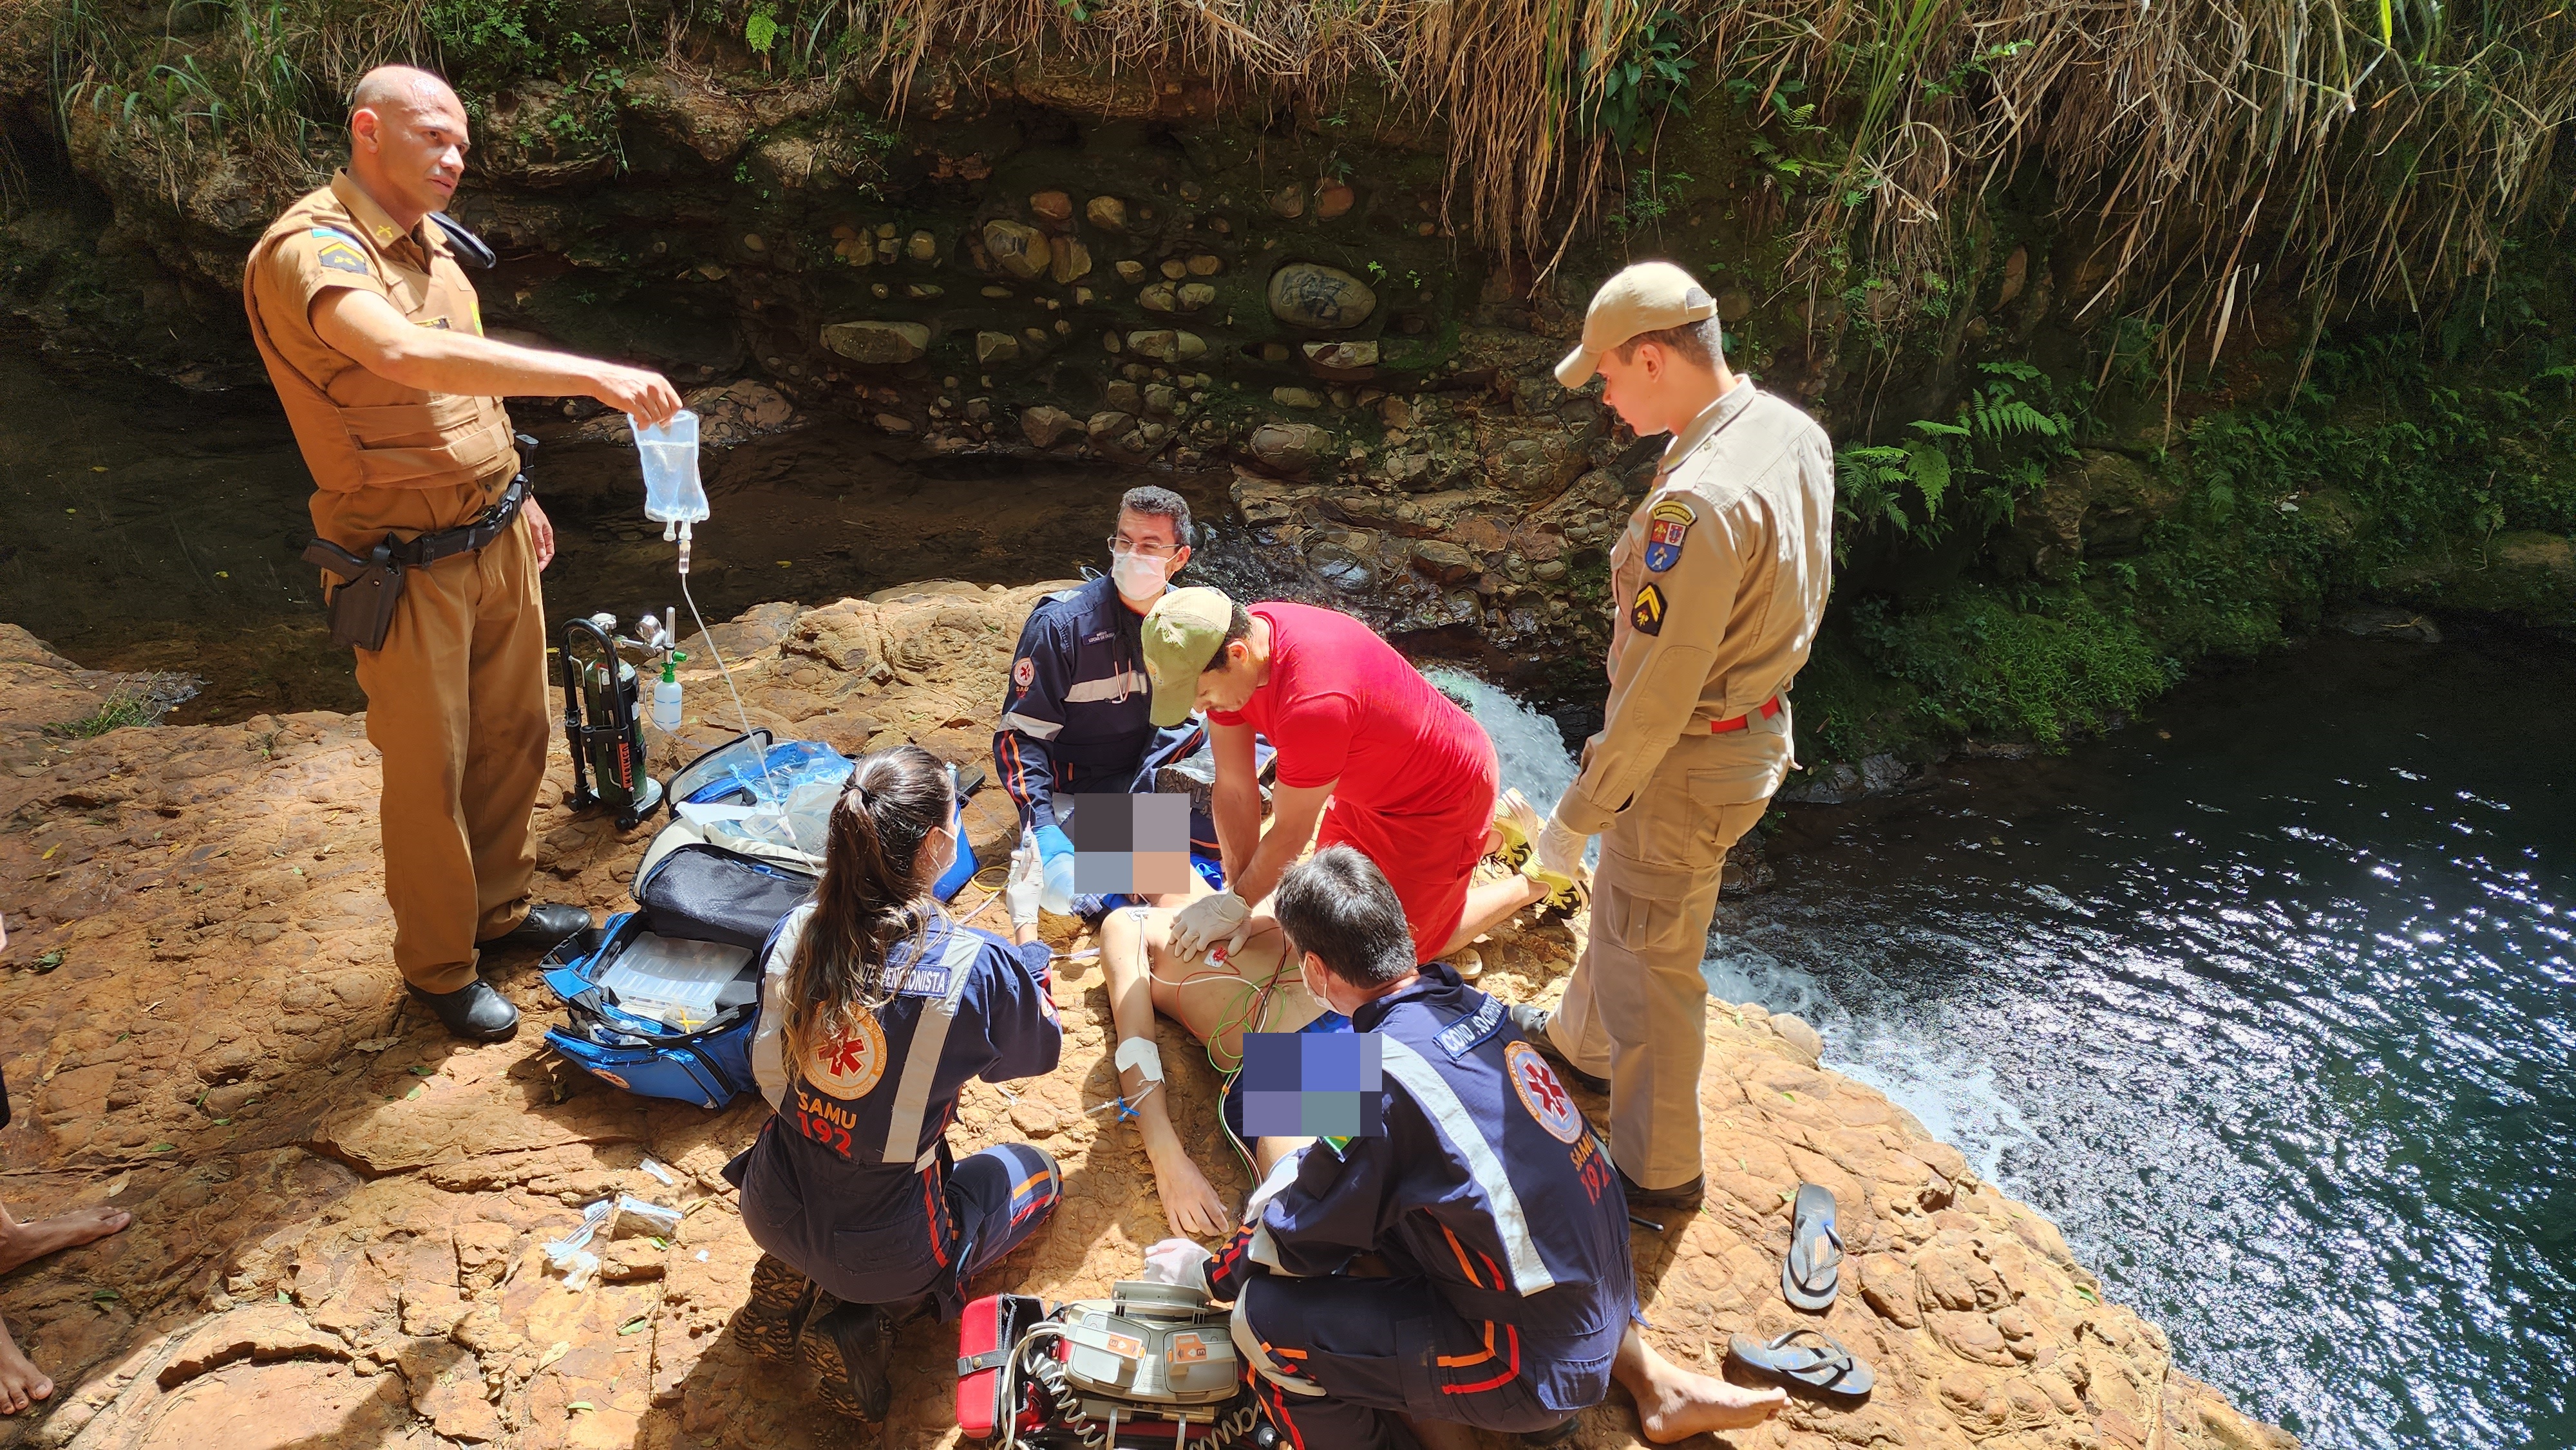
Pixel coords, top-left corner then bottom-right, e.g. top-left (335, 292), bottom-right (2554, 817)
top-left (0, 1205), bottom-right (129, 1276)
top-left (0, 1319), bottom-right (52, 1415)
top-left (1146, 1146), bottom-right (1235, 1239)
top-left (1614, 1324), bottom-right (1786, 1442)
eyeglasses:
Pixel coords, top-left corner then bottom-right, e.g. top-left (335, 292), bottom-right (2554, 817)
top-left (1108, 534), bottom-right (1182, 560)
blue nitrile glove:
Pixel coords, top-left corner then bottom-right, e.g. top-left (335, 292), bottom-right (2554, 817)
top-left (1036, 822), bottom-right (1077, 916)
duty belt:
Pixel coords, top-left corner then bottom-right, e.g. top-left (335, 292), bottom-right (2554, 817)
top-left (379, 474), bottom-right (528, 567)
top-left (1709, 696), bottom-right (1783, 733)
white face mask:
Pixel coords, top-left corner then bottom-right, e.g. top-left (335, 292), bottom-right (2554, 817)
top-left (1300, 955), bottom-right (1336, 1015)
top-left (1110, 548), bottom-right (1171, 603)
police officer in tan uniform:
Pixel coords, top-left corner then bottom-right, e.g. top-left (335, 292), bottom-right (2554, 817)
top-left (243, 66), bottom-right (682, 1040)
top-left (1510, 262), bottom-right (1835, 1209)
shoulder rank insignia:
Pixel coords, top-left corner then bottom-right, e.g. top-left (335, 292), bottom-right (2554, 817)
top-left (1630, 581), bottom-right (1668, 636)
top-left (310, 229), bottom-right (372, 278)
top-left (1643, 496), bottom-right (1696, 574)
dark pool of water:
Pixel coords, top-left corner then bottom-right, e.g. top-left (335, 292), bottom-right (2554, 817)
top-left (1712, 632), bottom-right (2574, 1450)
top-left (0, 341), bottom-right (1230, 723)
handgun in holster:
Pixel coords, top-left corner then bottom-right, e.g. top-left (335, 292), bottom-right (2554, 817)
top-left (303, 537), bottom-right (405, 652)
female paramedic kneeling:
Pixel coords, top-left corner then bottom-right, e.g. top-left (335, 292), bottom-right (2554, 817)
top-left (726, 745), bottom-right (1064, 1422)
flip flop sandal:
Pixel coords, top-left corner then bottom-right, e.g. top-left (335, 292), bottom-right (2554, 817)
top-left (1727, 1328), bottom-right (1875, 1400)
top-left (1782, 1182), bottom-right (1842, 1312)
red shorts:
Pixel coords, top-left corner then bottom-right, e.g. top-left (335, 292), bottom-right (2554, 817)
top-left (1314, 742), bottom-right (1501, 964)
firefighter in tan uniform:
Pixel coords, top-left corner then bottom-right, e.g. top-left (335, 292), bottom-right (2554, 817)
top-left (243, 66), bottom-right (682, 1040)
top-left (1510, 262), bottom-right (1835, 1208)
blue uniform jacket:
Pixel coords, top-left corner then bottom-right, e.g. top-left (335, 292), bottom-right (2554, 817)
top-left (1205, 965), bottom-right (1637, 1412)
top-left (995, 574), bottom-right (1198, 831)
top-left (731, 906), bottom-right (1061, 1312)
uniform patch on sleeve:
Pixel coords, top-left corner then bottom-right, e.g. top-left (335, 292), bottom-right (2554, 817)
top-left (1434, 992), bottom-right (1505, 1060)
top-left (1012, 657), bottom-right (1036, 690)
top-left (1629, 581), bottom-right (1668, 636)
top-left (309, 229), bottom-right (372, 278)
top-left (1643, 497), bottom-right (1695, 574)
top-left (1505, 1040), bottom-right (1586, 1144)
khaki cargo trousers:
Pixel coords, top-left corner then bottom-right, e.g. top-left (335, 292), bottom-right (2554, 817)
top-left (1546, 724), bottom-right (1784, 1191)
top-left (350, 514), bottom-right (550, 995)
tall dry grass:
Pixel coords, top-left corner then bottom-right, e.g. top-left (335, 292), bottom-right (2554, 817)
top-left (22, 0), bottom-right (2576, 356)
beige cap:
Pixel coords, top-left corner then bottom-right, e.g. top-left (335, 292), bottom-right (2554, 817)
top-left (1141, 586), bottom-right (1237, 727)
top-left (1553, 260), bottom-right (1719, 388)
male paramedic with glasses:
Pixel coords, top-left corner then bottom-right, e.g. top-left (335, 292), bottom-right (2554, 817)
top-left (243, 65), bottom-right (684, 1042)
top-left (993, 485), bottom-right (1231, 919)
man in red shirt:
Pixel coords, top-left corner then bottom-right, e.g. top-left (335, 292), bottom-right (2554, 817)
top-left (1139, 588), bottom-right (1545, 965)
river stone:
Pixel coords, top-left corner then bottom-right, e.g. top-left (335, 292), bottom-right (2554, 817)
top-left (875, 413), bottom-right (915, 435)
top-left (1187, 254), bottom-right (1222, 276)
top-left (983, 219), bottom-right (1049, 279)
top-left (1159, 259), bottom-right (1190, 281)
top-left (1104, 381), bottom-right (1143, 413)
top-left (908, 229), bottom-right (937, 261)
top-left (1309, 540), bottom-right (1374, 592)
top-left (1050, 236), bottom-right (1092, 284)
top-left (1126, 330), bottom-right (1206, 362)
top-left (976, 330), bottom-right (1021, 364)
top-left (1022, 406), bottom-right (1077, 447)
top-left (1482, 434), bottom-right (1583, 500)
top-left (1268, 184), bottom-right (1305, 218)
top-left (1030, 189), bottom-right (1073, 223)
top-left (820, 319), bottom-right (929, 365)
top-left (1115, 259), bottom-right (1147, 283)
top-left (1271, 386), bottom-right (1323, 409)
top-left (1142, 384), bottom-right (1179, 416)
top-left (1177, 283), bottom-right (1217, 312)
top-left (1086, 411), bottom-right (1134, 442)
top-left (1411, 539), bottom-right (1478, 585)
top-left (1267, 263), bottom-right (1376, 330)
top-left (1315, 182), bottom-right (1356, 219)
top-left (1303, 339), bottom-right (1378, 374)
top-left (1247, 422), bottom-right (1332, 476)
top-left (1715, 286), bottom-right (1752, 323)
top-left (1086, 195), bottom-right (1128, 231)
top-left (1139, 282), bottom-right (1177, 313)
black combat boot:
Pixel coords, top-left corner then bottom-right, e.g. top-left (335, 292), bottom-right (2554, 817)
top-left (1504, 1004), bottom-right (1609, 1095)
top-left (474, 901), bottom-right (593, 952)
top-left (408, 979), bottom-right (520, 1042)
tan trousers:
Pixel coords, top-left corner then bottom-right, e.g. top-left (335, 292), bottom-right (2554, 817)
top-left (1547, 730), bottom-right (1774, 1190)
top-left (351, 514), bottom-right (551, 994)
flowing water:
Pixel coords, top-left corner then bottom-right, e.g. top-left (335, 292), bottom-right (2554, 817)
top-left (1455, 639), bottom-right (2575, 1450)
top-left (12, 347), bottom-right (2573, 1449)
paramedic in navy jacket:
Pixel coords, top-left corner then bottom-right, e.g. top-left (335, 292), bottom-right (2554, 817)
top-left (1140, 848), bottom-right (1786, 1447)
top-left (726, 744), bottom-right (1063, 1424)
top-left (994, 485), bottom-right (1213, 916)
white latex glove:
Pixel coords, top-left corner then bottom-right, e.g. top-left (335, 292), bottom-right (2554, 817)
top-left (1141, 1236), bottom-right (1214, 1286)
top-left (1533, 816), bottom-right (1589, 883)
top-left (1005, 835), bottom-right (1045, 928)
top-left (1166, 890), bottom-right (1251, 963)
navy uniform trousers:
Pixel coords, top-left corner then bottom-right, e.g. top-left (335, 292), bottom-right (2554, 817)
top-left (1236, 1274), bottom-right (1568, 1447)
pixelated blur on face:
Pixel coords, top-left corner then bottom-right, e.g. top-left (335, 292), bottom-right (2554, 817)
top-left (1193, 643), bottom-right (1258, 715)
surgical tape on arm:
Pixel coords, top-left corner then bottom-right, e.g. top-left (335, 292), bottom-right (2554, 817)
top-left (1115, 1037), bottom-right (1165, 1084)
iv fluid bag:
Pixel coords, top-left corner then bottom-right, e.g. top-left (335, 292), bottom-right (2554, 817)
top-left (632, 410), bottom-right (709, 525)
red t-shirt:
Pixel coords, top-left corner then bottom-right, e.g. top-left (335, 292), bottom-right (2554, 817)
top-left (1208, 603), bottom-right (1493, 820)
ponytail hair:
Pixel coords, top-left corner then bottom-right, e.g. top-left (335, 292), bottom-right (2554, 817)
top-left (781, 744), bottom-right (954, 1076)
